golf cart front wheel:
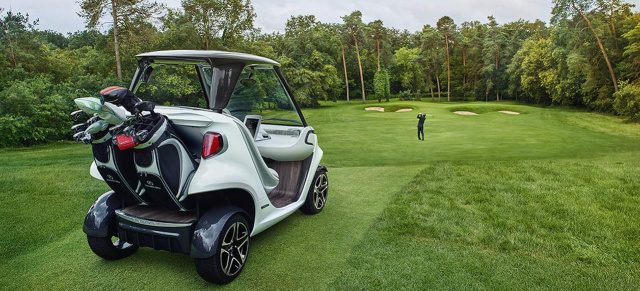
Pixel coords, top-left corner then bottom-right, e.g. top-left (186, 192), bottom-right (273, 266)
top-left (194, 214), bottom-right (250, 284)
top-left (87, 235), bottom-right (138, 260)
top-left (300, 168), bottom-right (328, 215)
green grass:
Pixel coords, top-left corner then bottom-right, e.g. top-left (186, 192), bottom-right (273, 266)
top-left (329, 157), bottom-right (640, 290)
top-left (2, 100), bottom-right (640, 289)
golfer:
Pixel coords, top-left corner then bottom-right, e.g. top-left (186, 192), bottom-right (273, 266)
top-left (416, 113), bottom-right (433, 141)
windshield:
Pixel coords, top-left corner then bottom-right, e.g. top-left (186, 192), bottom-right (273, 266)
top-left (134, 64), bottom-right (208, 108)
top-left (225, 66), bottom-right (303, 126)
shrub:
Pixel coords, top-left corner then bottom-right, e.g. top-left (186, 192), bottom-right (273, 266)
top-left (398, 90), bottom-right (411, 101)
top-left (0, 76), bottom-right (74, 147)
top-left (374, 69), bottom-right (390, 102)
top-left (613, 81), bottom-right (640, 121)
top-left (413, 90), bottom-right (422, 101)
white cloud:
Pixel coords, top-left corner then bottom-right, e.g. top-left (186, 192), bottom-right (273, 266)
top-left (3, 0), bottom-right (640, 34)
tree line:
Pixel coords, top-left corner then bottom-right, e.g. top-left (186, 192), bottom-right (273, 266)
top-left (1, 0), bottom-right (640, 147)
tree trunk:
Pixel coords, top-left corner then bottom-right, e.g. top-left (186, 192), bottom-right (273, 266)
top-left (495, 52), bottom-right (500, 100)
top-left (353, 33), bottom-right (366, 103)
top-left (203, 7), bottom-right (209, 50)
top-left (445, 34), bottom-right (451, 101)
top-left (429, 80), bottom-right (435, 102)
top-left (471, 73), bottom-right (478, 100)
top-left (376, 39), bottom-right (381, 71)
top-left (341, 45), bottom-right (350, 102)
top-left (111, 0), bottom-right (122, 80)
top-left (609, 2), bottom-right (618, 49)
top-left (426, 60), bottom-right (434, 102)
top-left (575, 4), bottom-right (618, 92)
top-left (436, 74), bottom-right (441, 102)
top-left (462, 49), bottom-right (466, 100)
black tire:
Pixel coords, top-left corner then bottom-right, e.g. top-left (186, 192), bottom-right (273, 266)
top-left (194, 214), bottom-right (250, 284)
top-left (300, 168), bottom-right (328, 215)
top-left (87, 235), bottom-right (138, 260)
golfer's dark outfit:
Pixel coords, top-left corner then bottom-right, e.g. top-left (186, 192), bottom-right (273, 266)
top-left (417, 115), bottom-right (426, 140)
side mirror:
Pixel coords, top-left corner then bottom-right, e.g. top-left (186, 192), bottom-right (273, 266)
top-left (135, 101), bottom-right (155, 113)
top-left (239, 78), bottom-right (256, 87)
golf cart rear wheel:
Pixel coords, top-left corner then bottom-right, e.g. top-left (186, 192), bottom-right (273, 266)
top-left (194, 214), bottom-right (250, 284)
top-left (300, 169), bottom-right (328, 215)
top-left (87, 235), bottom-right (138, 260)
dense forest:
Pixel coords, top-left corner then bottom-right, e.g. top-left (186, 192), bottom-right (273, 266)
top-left (1, 0), bottom-right (640, 147)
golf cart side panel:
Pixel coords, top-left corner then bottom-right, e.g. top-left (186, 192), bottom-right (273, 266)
top-left (184, 113), bottom-right (270, 198)
top-left (251, 141), bottom-right (324, 235)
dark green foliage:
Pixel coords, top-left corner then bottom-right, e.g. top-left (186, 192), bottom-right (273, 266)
top-left (181, 0), bottom-right (255, 49)
top-left (373, 68), bottom-right (390, 102)
top-left (0, 9), bottom-right (128, 148)
top-left (3, 0), bottom-right (640, 147)
top-left (136, 64), bottom-right (205, 107)
top-left (0, 76), bottom-right (74, 147)
top-left (614, 81), bottom-right (640, 120)
top-left (277, 16), bottom-right (342, 107)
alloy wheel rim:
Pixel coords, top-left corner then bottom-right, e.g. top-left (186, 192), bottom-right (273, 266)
top-left (220, 221), bottom-right (249, 276)
top-left (313, 173), bottom-right (328, 209)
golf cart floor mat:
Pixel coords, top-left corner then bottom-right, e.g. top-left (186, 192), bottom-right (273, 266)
top-left (266, 155), bottom-right (313, 208)
top-left (121, 204), bottom-right (197, 223)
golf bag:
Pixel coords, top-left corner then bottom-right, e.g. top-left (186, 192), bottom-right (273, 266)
top-left (132, 113), bottom-right (197, 210)
top-left (91, 130), bottom-right (147, 205)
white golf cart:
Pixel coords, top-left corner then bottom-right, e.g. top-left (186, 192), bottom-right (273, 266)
top-left (73, 50), bottom-right (327, 284)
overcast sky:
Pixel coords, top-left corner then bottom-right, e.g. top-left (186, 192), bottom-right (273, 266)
top-left (3, 0), bottom-right (640, 34)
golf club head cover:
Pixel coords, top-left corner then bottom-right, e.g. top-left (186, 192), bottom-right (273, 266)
top-left (71, 110), bottom-right (90, 123)
top-left (100, 86), bottom-right (141, 113)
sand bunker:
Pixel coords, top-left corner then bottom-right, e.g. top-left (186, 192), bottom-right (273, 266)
top-left (453, 111), bottom-right (478, 116)
top-left (395, 108), bottom-right (413, 112)
top-left (365, 107), bottom-right (385, 112)
top-left (498, 110), bottom-right (520, 115)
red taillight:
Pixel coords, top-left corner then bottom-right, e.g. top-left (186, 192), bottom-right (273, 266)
top-left (202, 132), bottom-right (223, 158)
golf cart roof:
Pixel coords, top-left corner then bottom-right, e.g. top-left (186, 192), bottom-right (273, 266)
top-left (136, 50), bottom-right (279, 66)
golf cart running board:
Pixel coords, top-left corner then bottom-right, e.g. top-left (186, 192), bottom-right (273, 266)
top-left (115, 205), bottom-right (197, 254)
top-left (120, 205), bottom-right (197, 223)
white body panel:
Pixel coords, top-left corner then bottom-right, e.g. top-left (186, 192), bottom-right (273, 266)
top-left (158, 106), bottom-right (323, 236)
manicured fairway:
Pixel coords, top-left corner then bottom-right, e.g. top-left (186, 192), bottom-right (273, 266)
top-left (1, 101), bottom-right (640, 290)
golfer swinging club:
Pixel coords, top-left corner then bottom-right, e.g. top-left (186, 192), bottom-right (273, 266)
top-left (417, 113), bottom-right (433, 141)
